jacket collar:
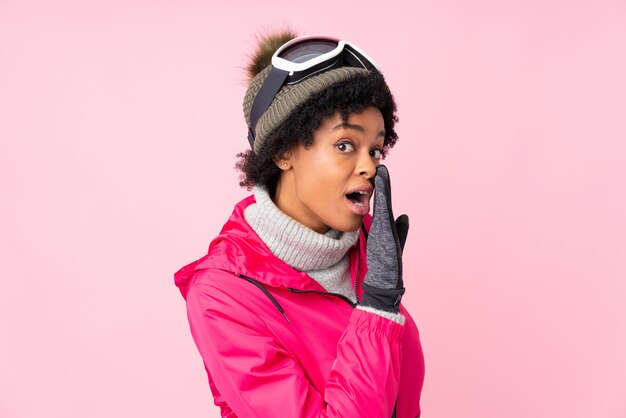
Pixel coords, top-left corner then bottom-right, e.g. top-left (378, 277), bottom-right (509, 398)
top-left (175, 195), bottom-right (370, 299)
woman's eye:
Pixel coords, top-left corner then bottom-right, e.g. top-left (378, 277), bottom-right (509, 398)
top-left (336, 142), bottom-right (355, 152)
top-left (370, 149), bottom-right (382, 159)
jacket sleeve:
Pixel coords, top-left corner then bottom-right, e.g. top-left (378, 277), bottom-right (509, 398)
top-left (185, 275), bottom-right (404, 418)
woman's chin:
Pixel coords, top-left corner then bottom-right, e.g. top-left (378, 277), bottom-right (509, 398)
top-left (329, 215), bottom-right (364, 233)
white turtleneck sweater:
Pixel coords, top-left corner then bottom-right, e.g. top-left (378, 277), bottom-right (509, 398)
top-left (244, 187), bottom-right (404, 324)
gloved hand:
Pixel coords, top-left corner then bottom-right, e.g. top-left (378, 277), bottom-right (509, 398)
top-left (360, 165), bottom-right (408, 314)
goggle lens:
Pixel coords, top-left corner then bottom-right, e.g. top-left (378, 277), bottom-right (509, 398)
top-left (278, 39), bottom-right (339, 63)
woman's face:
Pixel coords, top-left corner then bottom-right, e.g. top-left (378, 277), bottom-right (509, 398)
top-left (274, 106), bottom-right (385, 233)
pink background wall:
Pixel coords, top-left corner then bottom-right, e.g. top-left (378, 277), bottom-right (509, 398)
top-left (1, 1), bottom-right (625, 417)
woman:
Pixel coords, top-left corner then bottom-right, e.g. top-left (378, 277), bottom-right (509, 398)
top-left (175, 31), bottom-right (425, 417)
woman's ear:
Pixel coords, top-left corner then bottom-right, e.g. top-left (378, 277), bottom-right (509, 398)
top-left (274, 150), bottom-right (293, 171)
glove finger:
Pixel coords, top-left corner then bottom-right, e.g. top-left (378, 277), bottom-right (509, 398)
top-left (373, 165), bottom-right (395, 223)
top-left (395, 214), bottom-right (409, 252)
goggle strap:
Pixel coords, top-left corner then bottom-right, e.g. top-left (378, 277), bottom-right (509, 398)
top-left (248, 67), bottom-right (290, 148)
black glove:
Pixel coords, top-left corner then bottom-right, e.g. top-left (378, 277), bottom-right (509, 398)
top-left (360, 165), bottom-right (408, 314)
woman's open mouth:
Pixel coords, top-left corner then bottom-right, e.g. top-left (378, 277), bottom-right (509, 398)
top-left (345, 190), bottom-right (371, 215)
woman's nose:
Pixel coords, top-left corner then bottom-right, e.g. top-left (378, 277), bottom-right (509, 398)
top-left (356, 152), bottom-right (377, 178)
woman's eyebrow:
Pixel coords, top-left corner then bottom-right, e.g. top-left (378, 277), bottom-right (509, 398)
top-left (332, 123), bottom-right (385, 137)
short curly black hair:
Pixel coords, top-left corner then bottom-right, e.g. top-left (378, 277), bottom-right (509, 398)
top-left (236, 70), bottom-right (398, 196)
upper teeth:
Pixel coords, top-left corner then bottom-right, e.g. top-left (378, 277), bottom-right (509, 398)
top-left (357, 191), bottom-right (368, 195)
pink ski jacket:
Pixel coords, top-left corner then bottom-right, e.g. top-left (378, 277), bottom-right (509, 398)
top-left (175, 195), bottom-right (425, 417)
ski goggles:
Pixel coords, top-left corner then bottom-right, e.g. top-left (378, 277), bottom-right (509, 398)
top-left (247, 36), bottom-right (379, 147)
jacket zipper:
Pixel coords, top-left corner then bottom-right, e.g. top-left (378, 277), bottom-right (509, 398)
top-left (238, 274), bottom-right (291, 323)
top-left (287, 288), bottom-right (356, 308)
top-left (353, 233), bottom-right (362, 302)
